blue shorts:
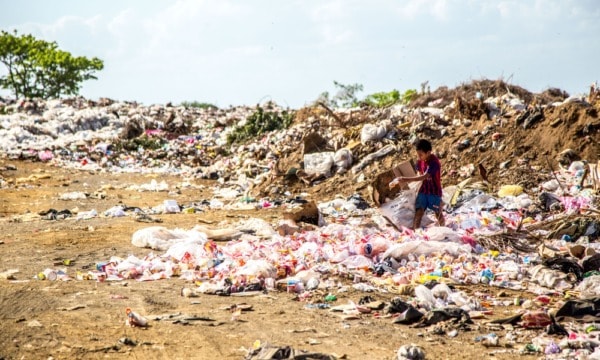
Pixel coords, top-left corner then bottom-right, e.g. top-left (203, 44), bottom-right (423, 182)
top-left (416, 193), bottom-right (442, 212)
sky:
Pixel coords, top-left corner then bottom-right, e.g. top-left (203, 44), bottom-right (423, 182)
top-left (1, 0), bottom-right (599, 108)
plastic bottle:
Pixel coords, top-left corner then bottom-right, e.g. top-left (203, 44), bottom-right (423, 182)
top-left (324, 294), bottom-right (337, 302)
top-left (126, 308), bottom-right (148, 327)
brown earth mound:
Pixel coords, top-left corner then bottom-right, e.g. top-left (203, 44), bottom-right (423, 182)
top-left (258, 80), bottom-right (600, 202)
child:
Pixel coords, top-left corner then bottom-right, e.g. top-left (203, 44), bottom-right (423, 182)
top-left (389, 139), bottom-right (445, 229)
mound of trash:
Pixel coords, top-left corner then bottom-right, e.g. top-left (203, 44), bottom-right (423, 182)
top-left (2, 79), bottom-right (600, 358)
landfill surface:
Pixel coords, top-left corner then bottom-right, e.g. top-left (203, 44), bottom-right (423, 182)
top-left (1, 79), bottom-right (600, 359)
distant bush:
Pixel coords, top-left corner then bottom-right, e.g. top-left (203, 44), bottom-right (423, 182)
top-left (316, 81), bottom-right (417, 108)
top-left (226, 106), bottom-right (294, 145)
top-left (113, 135), bottom-right (165, 152)
top-left (362, 89), bottom-right (417, 108)
top-left (180, 101), bottom-right (218, 110)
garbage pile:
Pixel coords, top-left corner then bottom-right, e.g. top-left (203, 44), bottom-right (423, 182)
top-left (2, 79), bottom-right (600, 358)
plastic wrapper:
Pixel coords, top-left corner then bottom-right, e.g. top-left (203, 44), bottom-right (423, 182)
top-left (339, 255), bottom-right (373, 270)
top-left (575, 276), bottom-right (600, 299)
top-left (382, 240), bottom-right (471, 261)
top-left (234, 259), bottom-right (277, 279)
top-left (424, 226), bottom-right (462, 243)
top-left (131, 226), bottom-right (207, 251)
top-left (528, 264), bottom-right (572, 290)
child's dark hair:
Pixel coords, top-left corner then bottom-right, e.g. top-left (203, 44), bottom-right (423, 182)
top-left (415, 139), bottom-right (432, 152)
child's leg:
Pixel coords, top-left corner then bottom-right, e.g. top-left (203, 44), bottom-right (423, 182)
top-left (435, 210), bottom-right (445, 226)
top-left (432, 196), bottom-right (445, 226)
top-left (413, 208), bottom-right (425, 229)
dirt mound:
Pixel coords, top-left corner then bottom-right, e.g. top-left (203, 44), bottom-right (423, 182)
top-left (255, 81), bottom-right (599, 202)
top-left (410, 78), bottom-right (538, 108)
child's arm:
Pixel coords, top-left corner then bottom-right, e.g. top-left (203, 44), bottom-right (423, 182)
top-left (389, 173), bottom-right (429, 188)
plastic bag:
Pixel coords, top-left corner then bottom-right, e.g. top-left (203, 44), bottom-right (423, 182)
top-left (528, 265), bottom-right (571, 290)
top-left (498, 185), bottom-right (523, 198)
top-left (339, 255), bottom-right (373, 270)
top-left (414, 285), bottom-right (437, 310)
top-left (424, 226), bottom-right (462, 243)
top-left (304, 152), bottom-right (334, 177)
top-left (131, 226), bottom-right (207, 251)
top-left (163, 200), bottom-right (180, 213)
top-left (456, 194), bottom-right (497, 213)
top-left (431, 283), bottom-right (453, 300)
top-left (382, 240), bottom-right (471, 260)
top-left (379, 181), bottom-right (421, 229)
top-left (234, 259), bottom-right (277, 279)
top-left (333, 148), bottom-right (353, 171)
top-left (104, 206), bottom-right (126, 217)
top-left (575, 276), bottom-right (600, 299)
top-left (360, 122), bottom-right (388, 144)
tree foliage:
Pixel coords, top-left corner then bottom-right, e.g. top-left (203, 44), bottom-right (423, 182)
top-left (317, 81), bottom-right (417, 108)
top-left (0, 30), bottom-right (104, 99)
top-left (317, 81), bottom-right (364, 108)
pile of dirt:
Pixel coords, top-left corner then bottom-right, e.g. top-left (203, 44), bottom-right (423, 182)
top-left (257, 80), bottom-right (600, 202)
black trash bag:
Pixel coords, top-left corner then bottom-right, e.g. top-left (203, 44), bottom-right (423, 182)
top-left (546, 316), bottom-right (569, 336)
top-left (385, 297), bottom-right (413, 314)
top-left (393, 306), bottom-right (424, 325)
top-left (543, 256), bottom-right (584, 281)
top-left (555, 298), bottom-right (600, 322)
top-left (414, 307), bottom-right (473, 328)
top-left (583, 254), bottom-right (600, 273)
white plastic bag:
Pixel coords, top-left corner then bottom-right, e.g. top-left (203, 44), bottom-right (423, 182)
top-left (576, 276), bottom-right (600, 299)
top-left (304, 152), bottom-right (335, 177)
top-left (424, 226), bottom-right (462, 243)
top-left (360, 123), bottom-right (388, 144)
top-left (339, 255), bottom-right (373, 270)
top-left (382, 240), bottom-right (471, 260)
top-left (333, 148), bottom-right (353, 171)
top-left (234, 259), bottom-right (277, 279)
top-left (379, 181), bottom-right (421, 229)
top-left (163, 200), bottom-right (180, 213)
top-left (131, 226), bottom-right (207, 251)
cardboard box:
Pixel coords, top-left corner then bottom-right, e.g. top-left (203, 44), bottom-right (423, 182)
top-left (370, 160), bottom-right (416, 206)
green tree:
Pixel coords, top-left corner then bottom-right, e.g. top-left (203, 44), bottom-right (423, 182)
top-left (0, 30), bottom-right (103, 99)
top-left (316, 81), bottom-right (364, 108)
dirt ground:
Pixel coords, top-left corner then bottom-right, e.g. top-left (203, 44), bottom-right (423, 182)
top-left (2, 80), bottom-right (598, 359)
top-left (0, 160), bottom-right (545, 360)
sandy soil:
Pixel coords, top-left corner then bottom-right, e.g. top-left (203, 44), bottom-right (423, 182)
top-left (0, 160), bottom-right (545, 360)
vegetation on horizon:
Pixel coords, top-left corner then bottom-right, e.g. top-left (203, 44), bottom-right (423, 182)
top-left (0, 30), bottom-right (104, 99)
top-left (316, 81), bottom-right (417, 108)
top-left (226, 105), bottom-right (294, 145)
top-left (180, 101), bottom-right (218, 110)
